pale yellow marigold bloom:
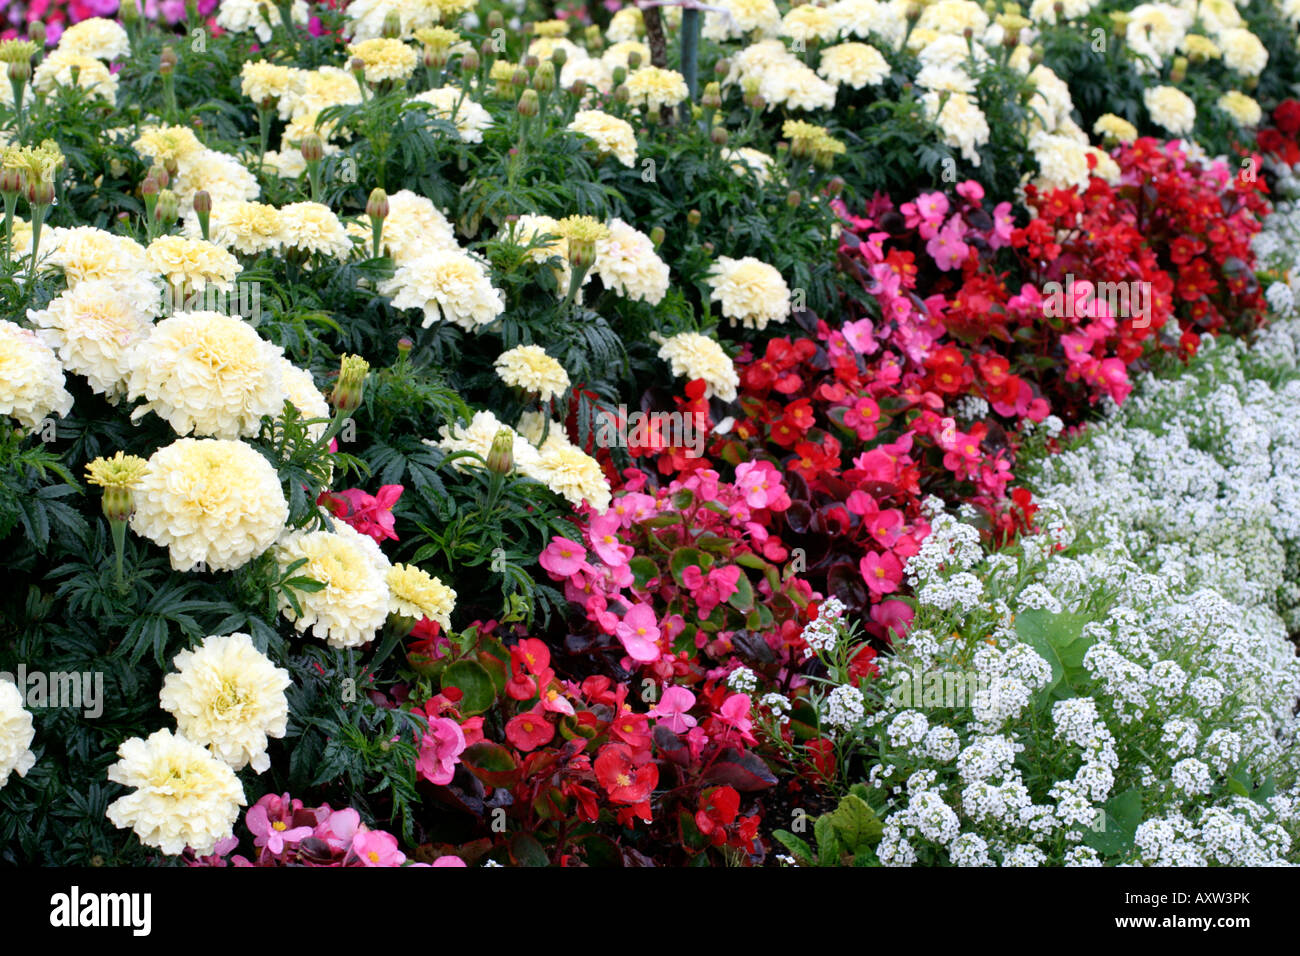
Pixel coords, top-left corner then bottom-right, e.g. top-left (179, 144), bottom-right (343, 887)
top-left (706, 256), bottom-right (791, 331)
top-left (387, 564), bottom-right (457, 629)
top-left (495, 344), bottom-right (571, 402)
top-left (625, 66), bottom-right (690, 111)
top-left (106, 729), bottom-right (246, 856)
top-left (348, 37), bottom-right (419, 83)
top-left (0, 680), bottom-right (36, 789)
top-left (568, 109), bottom-right (638, 167)
top-left (654, 331), bottom-right (739, 402)
top-left (160, 632), bottom-right (291, 773)
top-left (274, 522), bottom-right (392, 649)
top-left (28, 281), bottom-right (156, 399)
top-left (0, 320), bottom-right (74, 431)
top-left (131, 437), bottom-right (289, 572)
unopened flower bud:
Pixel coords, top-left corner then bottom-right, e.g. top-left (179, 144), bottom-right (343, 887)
top-left (585, 24), bottom-right (603, 50)
top-left (397, 337), bottom-right (413, 359)
top-left (461, 49), bottom-right (479, 73)
top-left (827, 176), bottom-right (846, 196)
top-left (7, 59), bottom-right (30, 83)
top-left (611, 65), bottom-right (627, 86)
top-left (523, 54), bottom-right (539, 71)
top-left (349, 56), bottom-right (366, 79)
top-left (299, 132), bottom-right (324, 164)
top-left (159, 45), bottom-right (177, 76)
top-left (332, 354), bottom-right (370, 414)
top-left (120, 0), bottom-right (139, 23)
top-left (787, 189), bottom-right (802, 208)
top-left (649, 225), bottom-right (665, 246)
top-left (702, 81), bottom-right (722, 109)
top-left (715, 58), bottom-right (730, 77)
top-left (511, 66), bottom-right (529, 89)
top-left (613, 83), bottom-right (629, 103)
top-left (487, 10), bottom-right (504, 30)
top-left (366, 187), bottom-right (389, 221)
top-left (627, 50), bottom-right (642, 70)
top-left (28, 21), bottom-right (45, 49)
top-left (568, 78), bottom-right (587, 100)
top-left (702, 241), bottom-right (715, 255)
top-left (0, 167), bottom-right (22, 195)
top-left (140, 175), bottom-right (159, 198)
top-left (750, 94), bottom-right (766, 112)
top-left (154, 188), bottom-right (178, 224)
top-left (687, 209), bottom-right (701, 227)
top-left (381, 10), bottom-right (402, 38)
top-left (1170, 55), bottom-right (1187, 83)
top-left (551, 46), bottom-right (568, 69)
top-left (533, 61), bottom-right (555, 93)
top-left (486, 428), bottom-right (514, 474)
top-left (710, 125), bottom-right (728, 146)
top-left (517, 88), bottom-right (540, 116)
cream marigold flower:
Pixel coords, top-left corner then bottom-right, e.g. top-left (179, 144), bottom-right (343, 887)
top-left (1029, 130), bottom-right (1091, 192)
top-left (595, 218), bottom-right (670, 305)
top-left (782, 4), bottom-right (840, 43)
top-left (601, 40), bottom-right (652, 72)
top-left (275, 522), bottom-right (392, 649)
top-left (607, 6), bottom-right (644, 42)
top-left (760, 62), bottom-right (838, 112)
top-left (525, 431), bottom-right (612, 512)
top-left (185, 200), bottom-right (284, 256)
top-left (86, 451), bottom-right (150, 490)
top-left (410, 87), bottom-right (493, 143)
top-left (0, 320), bottom-right (74, 432)
top-left (127, 311), bottom-right (285, 439)
top-left (0, 680), bottom-right (36, 789)
top-left (916, 0), bottom-right (989, 35)
top-left (27, 281), bottom-right (156, 400)
top-left (706, 256), bottom-right (791, 331)
top-left (132, 437), bottom-right (288, 571)
top-left (1217, 90), bottom-right (1262, 127)
top-left (703, 0), bottom-right (782, 41)
top-left (133, 125), bottom-right (206, 167)
top-left (33, 49), bottom-right (118, 104)
top-left (625, 66), bottom-right (690, 112)
top-left (495, 345), bottom-right (571, 401)
top-left (106, 729), bottom-right (245, 856)
top-left (1219, 28), bottom-right (1267, 77)
top-left (240, 60), bottom-right (303, 106)
top-left (173, 149), bottom-right (261, 212)
top-left (160, 632), bottom-right (291, 773)
top-left (42, 226), bottom-right (154, 297)
top-left (1180, 33), bottom-right (1221, 62)
top-left (348, 37), bottom-right (419, 84)
top-left (654, 331), bottom-right (739, 402)
top-left (147, 236), bottom-right (242, 292)
top-left (57, 17), bottom-right (130, 60)
top-left (277, 201), bottom-right (353, 260)
top-left (818, 42), bottom-right (891, 88)
top-left (380, 248), bottom-right (505, 329)
top-left (568, 109), bottom-right (638, 167)
top-left (217, 0), bottom-right (308, 43)
top-left (922, 88), bottom-right (990, 165)
top-left (1144, 84), bottom-right (1196, 136)
top-left (387, 564), bottom-right (457, 628)
top-left (1093, 112), bottom-right (1138, 144)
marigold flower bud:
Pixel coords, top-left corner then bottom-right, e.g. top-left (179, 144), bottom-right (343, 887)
top-left (517, 88), bottom-right (540, 117)
top-left (486, 428), bottom-right (514, 474)
top-left (787, 189), bottom-right (802, 207)
top-left (299, 132), bottom-right (323, 164)
top-left (149, 163), bottom-right (170, 189)
top-left (487, 10), bottom-right (504, 30)
top-left (627, 50), bottom-right (642, 70)
top-left (649, 225), bottom-right (665, 245)
top-left (366, 187), bottom-right (389, 221)
top-left (551, 46), bottom-right (568, 69)
top-left (533, 61), bottom-right (555, 93)
top-left (568, 78), bottom-right (587, 100)
top-left (710, 126), bottom-right (729, 146)
top-left (381, 11), bottom-right (402, 38)
top-left (28, 22), bottom-right (45, 49)
top-left (159, 45), bottom-right (177, 76)
top-left (461, 49), bottom-right (480, 73)
top-left (154, 189), bottom-right (179, 224)
top-left (523, 54), bottom-right (539, 71)
top-left (687, 209), bottom-right (701, 227)
top-left (7, 59), bottom-right (30, 83)
top-left (140, 175), bottom-right (159, 198)
top-left (612, 65), bottom-right (627, 86)
top-left (332, 354), bottom-right (370, 414)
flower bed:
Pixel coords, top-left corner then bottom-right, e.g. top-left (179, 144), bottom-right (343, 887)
top-left (0, 0), bottom-right (1298, 867)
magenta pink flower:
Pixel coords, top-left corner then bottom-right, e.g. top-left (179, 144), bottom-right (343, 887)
top-left (647, 686), bottom-right (697, 732)
top-left (615, 604), bottom-right (662, 662)
top-left (433, 855), bottom-right (467, 867)
top-left (539, 536), bottom-right (588, 577)
top-left (247, 793), bottom-right (313, 856)
top-left (350, 830), bottom-right (406, 867)
top-left (860, 550), bottom-right (903, 597)
top-left (588, 514), bottom-right (630, 566)
top-left (316, 807), bottom-right (361, 852)
top-left (416, 716), bottom-right (467, 785)
top-left (318, 485), bottom-right (403, 544)
top-left (926, 217), bottom-right (970, 271)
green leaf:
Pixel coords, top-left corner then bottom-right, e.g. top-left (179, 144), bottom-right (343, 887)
top-left (1015, 608), bottom-right (1096, 702)
top-left (441, 659), bottom-right (496, 716)
top-left (669, 546), bottom-right (709, 586)
top-left (813, 814), bottom-right (842, 866)
top-left (826, 794), bottom-right (883, 853)
top-left (772, 829), bottom-right (816, 866)
top-left (628, 556), bottom-right (660, 590)
top-left (1082, 789), bottom-right (1143, 858)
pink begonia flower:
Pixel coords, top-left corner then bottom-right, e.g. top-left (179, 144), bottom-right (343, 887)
top-left (716, 694), bottom-right (757, 745)
top-left (871, 599), bottom-right (914, 641)
top-left (901, 191), bottom-right (948, 237)
top-left (540, 686), bottom-right (576, 716)
top-left (539, 536), bottom-right (588, 577)
top-left (433, 855), bottom-right (467, 867)
top-left (681, 564), bottom-right (742, 619)
top-left (734, 460), bottom-right (790, 510)
top-left (989, 201), bottom-right (1015, 250)
top-left (647, 686), bottom-right (697, 733)
top-left (247, 795), bottom-right (313, 855)
top-left (319, 485), bottom-right (403, 543)
top-left (860, 550), bottom-right (904, 597)
top-left (956, 180), bottom-right (985, 203)
top-left (842, 318), bottom-right (878, 355)
top-left (316, 808), bottom-right (361, 852)
top-left (926, 216), bottom-right (970, 271)
top-left (615, 604), bottom-right (662, 662)
top-left (866, 509), bottom-right (905, 548)
top-left (588, 513), bottom-right (630, 566)
top-left (416, 716), bottom-right (467, 786)
top-left (351, 830), bottom-right (406, 867)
